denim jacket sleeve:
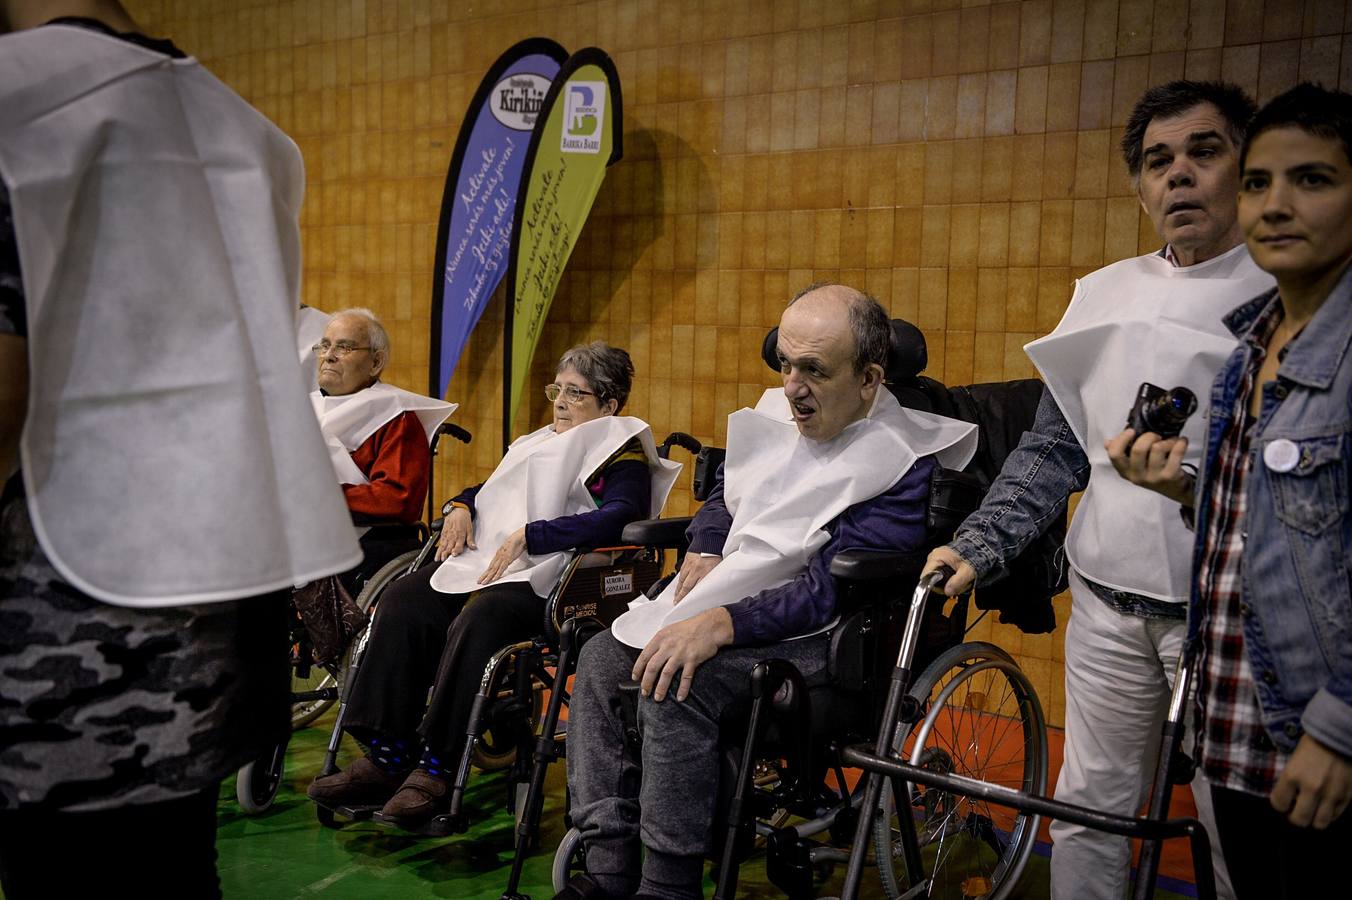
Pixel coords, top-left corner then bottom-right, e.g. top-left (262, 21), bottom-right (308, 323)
top-left (948, 386), bottom-right (1090, 585)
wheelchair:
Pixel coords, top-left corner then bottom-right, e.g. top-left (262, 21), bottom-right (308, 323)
top-left (309, 431), bottom-right (704, 837)
top-left (234, 421), bottom-right (472, 814)
top-left (545, 318), bottom-right (1061, 899)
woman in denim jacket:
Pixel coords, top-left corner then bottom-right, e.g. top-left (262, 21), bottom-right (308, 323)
top-left (1112, 83), bottom-right (1352, 898)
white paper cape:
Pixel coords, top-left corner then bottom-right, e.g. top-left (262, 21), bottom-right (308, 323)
top-left (1023, 244), bottom-right (1273, 600)
top-left (611, 388), bottom-right (977, 649)
top-left (429, 416), bottom-right (682, 598)
top-left (310, 383), bottom-right (457, 486)
top-left (0, 26), bottom-right (361, 606)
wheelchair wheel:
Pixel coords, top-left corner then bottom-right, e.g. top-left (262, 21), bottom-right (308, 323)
top-left (552, 825), bottom-right (587, 893)
top-left (289, 553), bottom-right (401, 728)
top-left (872, 642), bottom-right (1047, 900)
top-left (236, 739), bottom-right (288, 814)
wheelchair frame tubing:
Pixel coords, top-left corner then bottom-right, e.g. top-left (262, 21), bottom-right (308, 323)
top-left (840, 666), bottom-right (922, 899)
top-left (1132, 652), bottom-right (1196, 900)
top-left (449, 639), bottom-right (538, 823)
top-left (840, 573), bottom-right (938, 899)
top-left (838, 743), bottom-right (1217, 900)
top-left (501, 616), bottom-right (606, 900)
top-left (712, 659), bottom-right (812, 900)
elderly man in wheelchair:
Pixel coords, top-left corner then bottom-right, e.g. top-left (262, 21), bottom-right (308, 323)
top-left (555, 284), bottom-right (978, 900)
top-left (308, 307), bottom-right (457, 598)
top-left (307, 341), bottom-right (681, 832)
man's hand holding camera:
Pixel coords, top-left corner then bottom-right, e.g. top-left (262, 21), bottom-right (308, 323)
top-left (1108, 382), bottom-right (1198, 506)
top-left (1106, 428), bottom-right (1195, 506)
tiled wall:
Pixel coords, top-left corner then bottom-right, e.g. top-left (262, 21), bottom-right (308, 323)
top-left (129, 0), bottom-right (1352, 727)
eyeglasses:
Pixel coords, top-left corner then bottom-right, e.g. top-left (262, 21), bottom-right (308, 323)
top-left (312, 340), bottom-right (371, 358)
top-left (545, 383), bottom-right (597, 404)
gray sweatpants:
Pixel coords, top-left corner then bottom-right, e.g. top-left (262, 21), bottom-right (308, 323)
top-left (566, 628), bottom-right (832, 899)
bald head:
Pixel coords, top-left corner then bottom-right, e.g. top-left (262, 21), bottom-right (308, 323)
top-left (786, 283), bottom-right (891, 374)
top-left (776, 284), bottom-right (888, 442)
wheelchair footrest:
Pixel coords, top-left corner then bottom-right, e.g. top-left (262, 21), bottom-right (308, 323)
top-left (370, 809), bottom-right (468, 837)
top-left (322, 802), bottom-right (380, 822)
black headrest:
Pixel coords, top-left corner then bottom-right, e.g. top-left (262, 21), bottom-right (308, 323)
top-left (761, 319), bottom-right (928, 383)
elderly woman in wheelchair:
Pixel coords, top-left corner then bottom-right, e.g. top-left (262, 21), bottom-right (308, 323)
top-left (307, 341), bottom-right (679, 831)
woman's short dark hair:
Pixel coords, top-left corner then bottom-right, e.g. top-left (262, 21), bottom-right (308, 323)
top-left (1241, 82), bottom-right (1352, 170)
top-left (1121, 80), bottom-right (1256, 180)
top-left (557, 341), bottom-right (635, 413)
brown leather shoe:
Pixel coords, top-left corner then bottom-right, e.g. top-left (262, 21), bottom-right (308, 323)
top-left (306, 756), bottom-right (405, 807)
top-left (377, 768), bottom-right (450, 828)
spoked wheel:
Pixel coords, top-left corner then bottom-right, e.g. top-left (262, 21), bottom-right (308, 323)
top-left (872, 642), bottom-right (1048, 900)
top-left (236, 739), bottom-right (288, 814)
top-left (290, 658), bottom-right (343, 730)
top-left (552, 826), bottom-right (587, 893)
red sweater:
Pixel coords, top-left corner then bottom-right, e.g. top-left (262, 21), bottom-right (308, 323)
top-left (342, 411), bottom-right (430, 524)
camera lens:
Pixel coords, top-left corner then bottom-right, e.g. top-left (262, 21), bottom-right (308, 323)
top-left (1143, 387), bottom-right (1197, 436)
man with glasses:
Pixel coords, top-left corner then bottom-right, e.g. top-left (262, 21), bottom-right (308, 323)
top-left (310, 307), bottom-right (456, 595)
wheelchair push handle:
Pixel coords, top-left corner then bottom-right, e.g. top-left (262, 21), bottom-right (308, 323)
top-left (922, 563), bottom-right (955, 593)
top-left (657, 431), bottom-right (702, 459)
top-left (432, 423), bottom-right (473, 452)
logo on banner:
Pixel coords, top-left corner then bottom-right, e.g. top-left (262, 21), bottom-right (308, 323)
top-left (560, 81), bottom-right (605, 153)
top-left (490, 73), bottom-right (551, 130)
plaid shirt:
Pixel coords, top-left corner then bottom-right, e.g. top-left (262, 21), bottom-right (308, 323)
top-left (1194, 303), bottom-right (1285, 796)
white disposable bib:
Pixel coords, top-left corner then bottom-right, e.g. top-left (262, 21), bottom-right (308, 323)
top-left (1023, 245), bottom-right (1273, 601)
top-left (310, 383), bottom-right (458, 487)
top-left (0, 26), bottom-right (361, 607)
top-left (429, 416), bottom-right (681, 598)
top-left (611, 388), bottom-right (977, 649)
top-left (296, 306), bottom-right (331, 393)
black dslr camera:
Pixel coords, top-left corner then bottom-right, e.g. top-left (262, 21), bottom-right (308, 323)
top-left (1127, 382), bottom-right (1198, 438)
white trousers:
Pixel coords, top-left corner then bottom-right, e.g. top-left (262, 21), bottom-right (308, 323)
top-left (1049, 572), bottom-right (1233, 900)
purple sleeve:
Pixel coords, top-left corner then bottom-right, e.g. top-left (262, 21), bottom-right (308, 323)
top-left (725, 455), bottom-right (936, 647)
top-left (524, 460), bottom-right (652, 554)
top-left (448, 482), bottom-right (484, 516)
top-left (685, 461), bottom-right (731, 554)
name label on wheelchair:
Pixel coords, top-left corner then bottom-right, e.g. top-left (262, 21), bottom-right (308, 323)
top-left (603, 569), bottom-right (635, 597)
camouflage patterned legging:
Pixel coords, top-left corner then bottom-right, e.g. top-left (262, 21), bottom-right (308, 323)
top-left (0, 488), bottom-right (290, 812)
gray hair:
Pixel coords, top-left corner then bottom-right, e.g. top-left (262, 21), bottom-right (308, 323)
top-left (330, 307), bottom-right (390, 364)
top-left (557, 341), bottom-right (634, 413)
top-left (788, 282), bottom-right (891, 374)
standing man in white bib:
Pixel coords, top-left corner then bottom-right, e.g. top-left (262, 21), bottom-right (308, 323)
top-left (0, 0), bottom-right (359, 895)
top-left (309, 307), bottom-right (456, 594)
top-left (923, 81), bottom-right (1269, 900)
top-left (557, 285), bottom-right (977, 900)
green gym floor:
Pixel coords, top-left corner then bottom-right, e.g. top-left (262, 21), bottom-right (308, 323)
top-left (211, 713), bottom-right (1197, 899)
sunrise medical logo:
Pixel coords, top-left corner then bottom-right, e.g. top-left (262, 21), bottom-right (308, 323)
top-left (560, 81), bottom-right (605, 153)
top-left (490, 73), bottom-right (551, 130)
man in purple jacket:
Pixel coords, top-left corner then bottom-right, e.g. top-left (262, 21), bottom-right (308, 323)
top-left (555, 284), bottom-right (944, 900)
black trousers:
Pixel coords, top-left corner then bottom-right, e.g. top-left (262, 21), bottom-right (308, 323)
top-left (337, 526), bottom-right (424, 599)
top-left (1211, 783), bottom-right (1352, 899)
top-left (0, 784), bottom-right (221, 898)
top-left (342, 560), bottom-right (543, 758)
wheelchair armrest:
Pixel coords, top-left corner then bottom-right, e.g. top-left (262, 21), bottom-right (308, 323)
top-left (829, 548), bottom-right (928, 581)
top-left (621, 517), bottom-right (694, 547)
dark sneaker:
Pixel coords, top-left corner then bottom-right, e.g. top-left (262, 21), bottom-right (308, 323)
top-left (376, 768), bottom-right (450, 828)
top-left (306, 756), bottom-right (404, 807)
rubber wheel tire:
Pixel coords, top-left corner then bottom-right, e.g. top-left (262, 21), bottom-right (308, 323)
top-left (552, 825), bottom-right (587, 893)
top-left (236, 740), bottom-right (287, 814)
top-left (872, 641), bottom-right (1048, 900)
